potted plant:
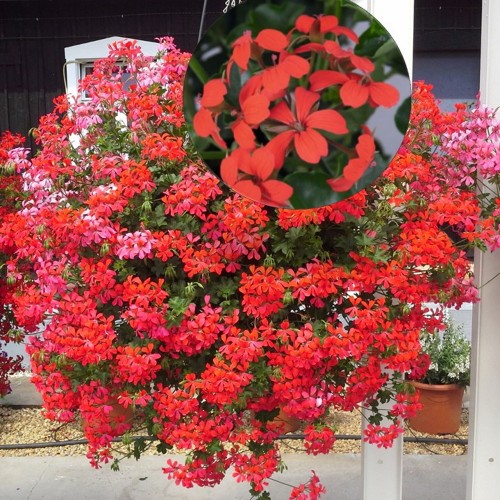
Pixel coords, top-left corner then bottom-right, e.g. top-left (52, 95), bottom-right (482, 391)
top-left (408, 319), bottom-right (471, 435)
top-left (3, 36), bottom-right (500, 499)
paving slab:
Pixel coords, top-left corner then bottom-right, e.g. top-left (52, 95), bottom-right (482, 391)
top-left (0, 454), bottom-right (467, 500)
top-left (0, 375), bottom-right (42, 407)
top-left (0, 377), bottom-right (469, 498)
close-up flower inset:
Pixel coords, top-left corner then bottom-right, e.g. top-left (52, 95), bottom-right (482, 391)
top-left (184, 0), bottom-right (411, 208)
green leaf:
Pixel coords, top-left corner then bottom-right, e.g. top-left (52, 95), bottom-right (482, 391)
top-left (342, 103), bottom-right (376, 133)
top-left (133, 437), bottom-right (148, 461)
top-left (156, 441), bottom-right (172, 454)
top-left (248, 3), bottom-right (306, 33)
top-left (166, 296), bottom-right (192, 325)
top-left (374, 38), bottom-right (397, 59)
top-left (356, 19), bottom-right (389, 57)
top-left (225, 61), bottom-right (243, 108)
top-left (355, 152), bottom-right (389, 189)
top-left (395, 96), bottom-right (411, 135)
top-left (286, 171), bottom-right (352, 209)
top-left (187, 55), bottom-right (209, 85)
top-left (356, 19), bottom-right (408, 75)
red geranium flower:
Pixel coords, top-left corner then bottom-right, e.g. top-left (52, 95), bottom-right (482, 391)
top-left (193, 107), bottom-right (227, 149)
top-left (328, 132), bottom-right (375, 192)
top-left (230, 29), bottom-right (289, 71)
top-left (267, 87), bottom-right (348, 165)
top-left (340, 76), bottom-right (400, 109)
top-left (254, 29), bottom-right (289, 52)
top-left (231, 31), bottom-right (253, 70)
top-left (261, 52), bottom-right (310, 95)
top-left (323, 40), bottom-right (374, 73)
top-left (231, 82), bottom-right (271, 150)
top-left (309, 70), bottom-right (349, 92)
top-left (200, 79), bottom-right (227, 109)
top-left (220, 147), bottom-right (293, 207)
top-left (295, 14), bottom-right (358, 43)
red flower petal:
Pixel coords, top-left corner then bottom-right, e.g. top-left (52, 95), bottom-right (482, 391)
top-left (261, 179), bottom-right (293, 206)
top-left (294, 129), bottom-right (327, 163)
top-left (294, 42), bottom-right (326, 54)
top-left (327, 176), bottom-right (354, 192)
top-left (240, 74), bottom-right (263, 103)
top-left (319, 15), bottom-right (339, 33)
top-left (351, 55), bottom-right (375, 74)
top-left (306, 109), bottom-right (348, 135)
top-left (254, 29), bottom-right (289, 52)
top-left (230, 148), bottom-right (252, 175)
top-left (232, 120), bottom-right (256, 149)
top-left (309, 70), bottom-right (348, 92)
top-left (334, 26), bottom-right (359, 43)
top-left (340, 80), bottom-right (369, 108)
top-left (250, 148), bottom-right (275, 181)
top-left (232, 31), bottom-right (252, 70)
top-left (295, 87), bottom-right (320, 124)
top-left (233, 179), bottom-right (262, 202)
top-left (369, 82), bottom-right (400, 108)
top-left (323, 40), bottom-right (346, 58)
top-left (262, 66), bottom-right (290, 94)
top-left (269, 101), bottom-right (295, 126)
top-left (241, 94), bottom-right (270, 125)
top-left (212, 130), bottom-right (227, 149)
top-left (355, 134), bottom-right (375, 160)
top-left (220, 155), bottom-right (239, 186)
top-left (200, 79), bottom-right (227, 108)
top-left (193, 107), bottom-right (216, 137)
top-left (265, 130), bottom-right (295, 168)
top-left (279, 54), bottom-right (310, 78)
top-left (295, 15), bottom-right (315, 34)
top-left (344, 157), bottom-right (370, 182)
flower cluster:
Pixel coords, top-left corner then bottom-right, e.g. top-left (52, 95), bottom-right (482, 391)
top-left (190, 10), bottom-right (402, 207)
top-left (0, 131), bottom-right (29, 396)
top-left (2, 37), bottom-right (499, 499)
top-left (415, 318), bottom-right (471, 386)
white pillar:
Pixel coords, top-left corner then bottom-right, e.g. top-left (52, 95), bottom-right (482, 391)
top-left (359, 0), bottom-right (414, 76)
top-left (352, 2), bottom-right (414, 499)
top-left (466, 2), bottom-right (500, 498)
top-left (361, 391), bottom-right (404, 500)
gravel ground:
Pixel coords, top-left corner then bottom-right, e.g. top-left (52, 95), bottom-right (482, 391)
top-left (0, 406), bottom-right (468, 458)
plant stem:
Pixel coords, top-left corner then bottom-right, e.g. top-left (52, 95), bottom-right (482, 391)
top-left (478, 270), bottom-right (500, 289)
top-left (189, 56), bottom-right (210, 85)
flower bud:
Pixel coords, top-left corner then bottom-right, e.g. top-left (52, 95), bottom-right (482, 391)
top-left (100, 243), bottom-right (110, 256)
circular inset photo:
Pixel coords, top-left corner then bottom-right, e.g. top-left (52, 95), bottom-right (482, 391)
top-left (184, 0), bottom-right (411, 209)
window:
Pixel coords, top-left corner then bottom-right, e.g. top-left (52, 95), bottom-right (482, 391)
top-left (64, 36), bottom-right (158, 101)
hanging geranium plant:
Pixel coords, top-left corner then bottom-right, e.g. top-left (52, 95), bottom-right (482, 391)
top-left (2, 36), bottom-right (499, 499)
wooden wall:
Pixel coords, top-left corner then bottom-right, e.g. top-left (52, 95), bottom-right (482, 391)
top-left (0, 0), bottom-right (482, 144)
top-left (0, 0), bottom-right (225, 141)
top-left (414, 0), bottom-right (481, 51)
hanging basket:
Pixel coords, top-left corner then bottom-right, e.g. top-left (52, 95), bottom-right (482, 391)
top-left (408, 381), bottom-right (465, 435)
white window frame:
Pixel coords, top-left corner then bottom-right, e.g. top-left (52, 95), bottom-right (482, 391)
top-left (64, 36), bottom-right (159, 101)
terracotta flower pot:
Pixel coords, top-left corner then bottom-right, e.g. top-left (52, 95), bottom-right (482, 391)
top-left (81, 399), bottom-right (134, 432)
top-left (107, 400), bottom-right (135, 427)
top-left (273, 408), bottom-right (302, 434)
top-left (408, 381), bottom-right (465, 435)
